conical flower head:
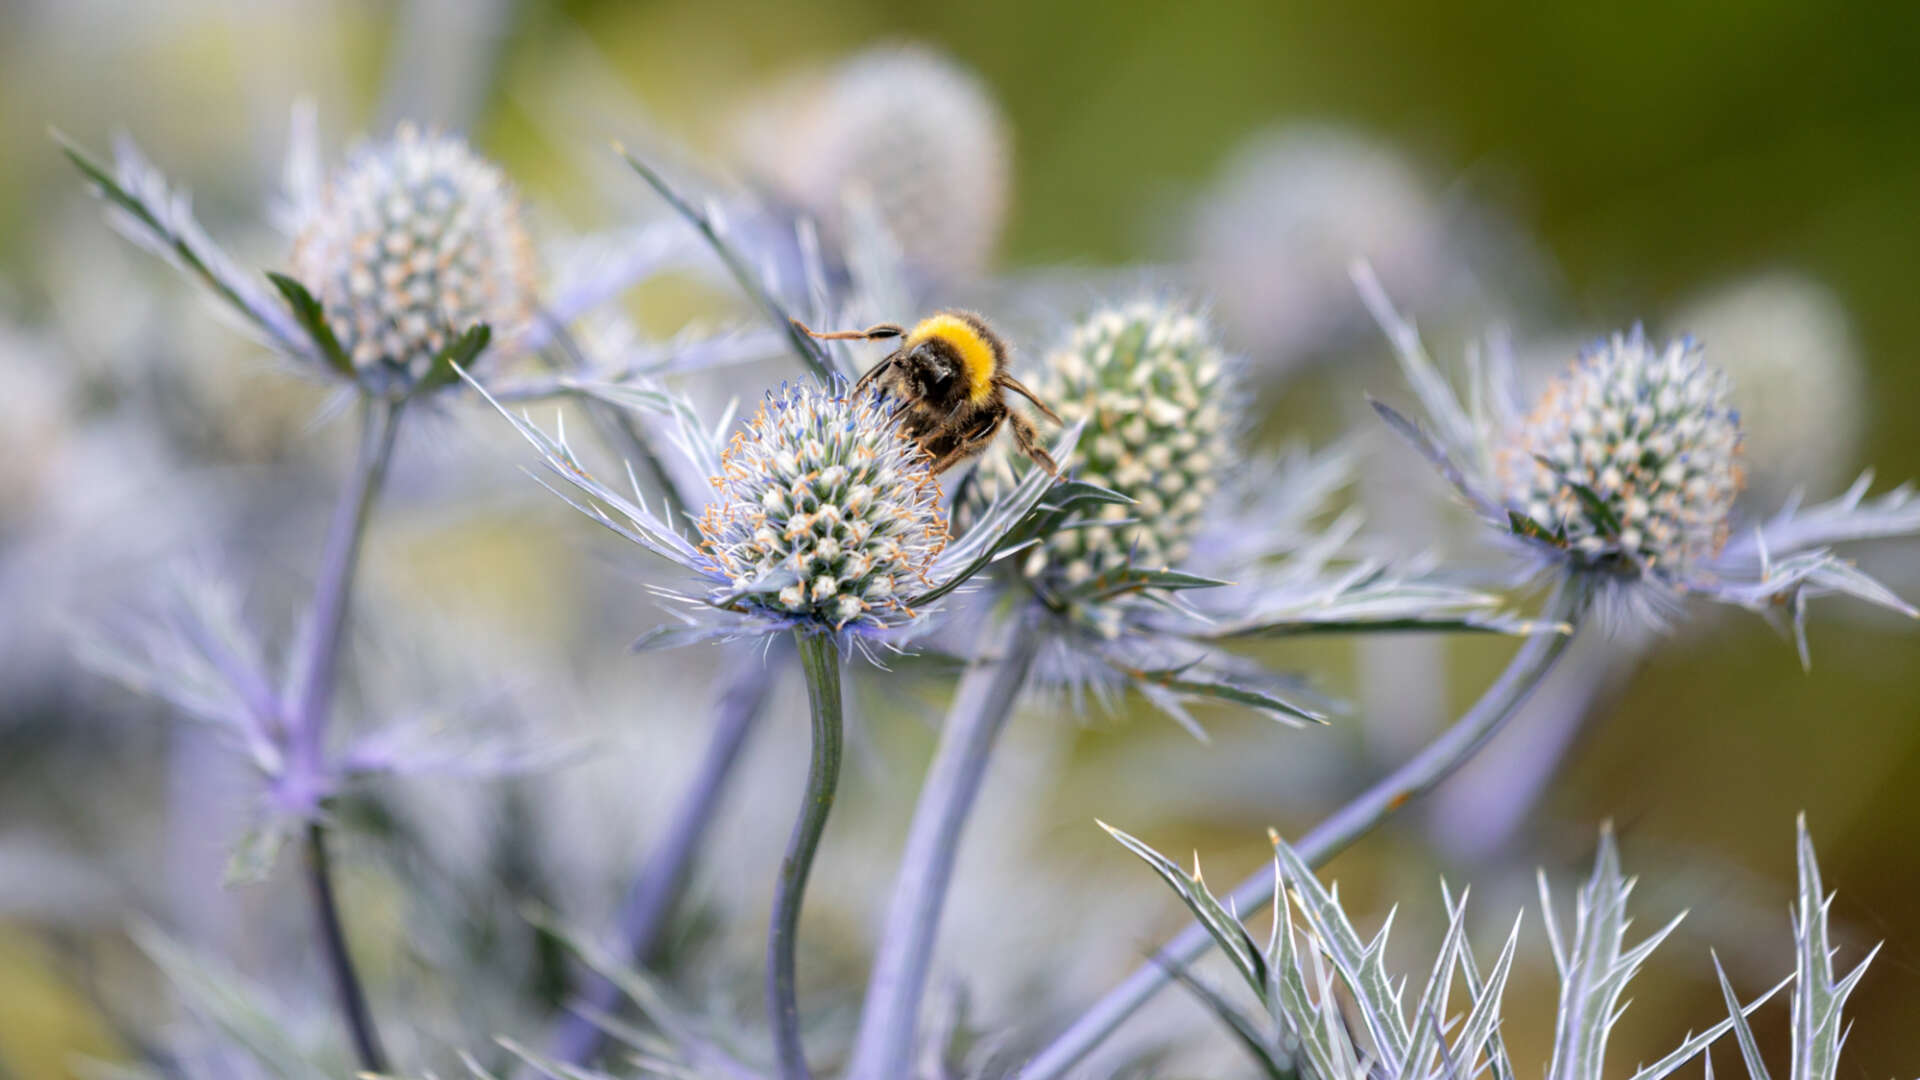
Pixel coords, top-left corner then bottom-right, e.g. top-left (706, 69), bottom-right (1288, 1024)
top-left (964, 302), bottom-right (1232, 597)
top-left (290, 124), bottom-right (536, 390)
top-left (1499, 329), bottom-right (1743, 578)
top-left (697, 382), bottom-right (949, 633)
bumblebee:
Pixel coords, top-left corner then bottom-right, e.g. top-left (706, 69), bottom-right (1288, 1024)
top-left (794, 310), bottom-right (1063, 477)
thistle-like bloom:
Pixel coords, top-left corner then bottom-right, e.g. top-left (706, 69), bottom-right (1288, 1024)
top-left (1498, 329), bottom-right (1743, 578)
top-left (978, 302), bottom-right (1230, 585)
top-left (289, 123), bottom-right (537, 392)
top-left (953, 299), bottom-right (1535, 729)
top-left (1358, 264), bottom-right (1920, 647)
top-left (696, 383), bottom-right (949, 632)
top-left (472, 372), bottom-right (1077, 653)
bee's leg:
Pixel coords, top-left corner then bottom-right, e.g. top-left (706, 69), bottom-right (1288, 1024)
top-left (996, 374), bottom-right (1065, 425)
top-left (1006, 410), bottom-right (1062, 479)
top-left (791, 319), bottom-right (905, 342)
top-left (922, 416), bottom-right (1002, 475)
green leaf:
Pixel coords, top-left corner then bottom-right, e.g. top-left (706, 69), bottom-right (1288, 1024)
top-left (1121, 664), bottom-right (1328, 725)
top-left (1534, 455), bottom-right (1622, 537)
top-left (56, 130), bottom-right (304, 357)
top-left (1509, 508), bottom-right (1570, 548)
top-left (1055, 566), bottom-right (1233, 604)
top-left (416, 323), bottom-right (493, 396)
top-left (266, 272), bottom-right (355, 378)
top-left (1712, 952), bottom-right (1774, 1080)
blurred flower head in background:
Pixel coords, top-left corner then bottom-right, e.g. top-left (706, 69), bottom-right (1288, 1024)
top-left (732, 43), bottom-right (1011, 284)
top-left (1675, 271), bottom-right (1867, 508)
top-left (288, 123), bottom-right (537, 393)
top-left (1189, 126), bottom-right (1453, 372)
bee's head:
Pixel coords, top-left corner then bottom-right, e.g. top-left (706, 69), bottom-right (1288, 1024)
top-left (904, 341), bottom-right (961, 401)
top-left (903, 311), bottom-right (1002, 406)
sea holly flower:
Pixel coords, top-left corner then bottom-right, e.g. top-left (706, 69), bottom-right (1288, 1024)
top-left (59, 113), bottom-right (764, 404)
top-left (469, 370), bottom-right (1081, 655)
top-left (954, 298), bottom-right (1535, 730)
top-left (283, 122), bottom-right (537, 396)
top-left (1356, 263), bottom-right (1920, 647)
top-left (695, 381), bottom-right (952, 635)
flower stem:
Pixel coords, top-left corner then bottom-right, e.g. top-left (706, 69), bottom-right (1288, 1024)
top-left (289, 395), bottom-right (405, 789)
top-left (287, 394), bottom-right (403, 1071)
top-left (552, 646), bottom-right (780, 1066)
top-left (303, 822), bottom-right (387, 1073)
top-left (845, 610), bottom-right (1040, 1080)
top-left (1019, 578), bottom-right (1593, 1080)
top-left (769, 631), bottom-right (845, 1080)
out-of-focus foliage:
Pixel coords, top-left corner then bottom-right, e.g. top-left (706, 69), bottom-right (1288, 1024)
top-left (6, 2), bottom-right (1920, 1079)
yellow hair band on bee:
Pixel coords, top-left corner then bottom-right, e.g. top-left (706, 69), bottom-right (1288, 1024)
top-left (907, 313), bottom-right (997, 405)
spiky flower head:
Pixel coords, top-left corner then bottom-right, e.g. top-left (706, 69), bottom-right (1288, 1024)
top-left (696, 382), bottom-right (949, 633)
top-left (1497, 329), bottom-right (1744, 580)
top-left (733, 44), bottom-right (1011, 278)
top-left (290, 124), bottom-right (536, 392)
top-left (961, 302), bottom-right (1232, 626)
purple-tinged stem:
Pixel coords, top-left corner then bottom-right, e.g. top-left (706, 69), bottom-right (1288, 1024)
top-left (1020, 578), bottom-right (1592, 1079)
top-left (552, 648), bottom-right (779, 1066)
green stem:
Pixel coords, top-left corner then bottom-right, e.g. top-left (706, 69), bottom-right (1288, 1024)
top-left (768, 631), bottom-right (846, 1080)
top-left (1020, 577), bottom-right (1594, 1079)
top-left (303, 823), bottom-right (387, 1073)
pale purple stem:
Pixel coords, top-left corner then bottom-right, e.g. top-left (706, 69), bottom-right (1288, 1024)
top-left (552, 647), bottom-right (779, 1066)
top-left (845, 610), bottom-right (1040, 1080)
top-left (1019, 578), bottom-right (1592, 1080)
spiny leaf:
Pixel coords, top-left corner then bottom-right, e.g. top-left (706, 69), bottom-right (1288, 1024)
top-left (618, 147), bottom-right (833, 382)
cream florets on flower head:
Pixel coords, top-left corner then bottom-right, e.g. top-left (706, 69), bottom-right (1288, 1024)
top-left (697, 382), bottom-right (950, 633)
top-left (1358, 262), bottom-right (1920, 651)
top-left (959, 301), bottom-right (1232, 632)
top-left (967, 303), bottom-right (1230, 575)
top-left (1498, 328), bottom-right (1744, 579)
top-left (290, 124), bottom-right (536, 392)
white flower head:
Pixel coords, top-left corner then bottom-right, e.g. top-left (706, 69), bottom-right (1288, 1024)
top-left (696, 381), bottom-right (949, 634)
top-left (1357, 263), bottom-right (1920, 651)
top-left (1498, 329), bottom-right (1744, 580)
top-left (290, 124), bottom-right (536, 391)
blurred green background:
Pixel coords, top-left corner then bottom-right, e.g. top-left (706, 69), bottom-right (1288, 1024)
top-left (7, 1), bottom-right (1920, 1076)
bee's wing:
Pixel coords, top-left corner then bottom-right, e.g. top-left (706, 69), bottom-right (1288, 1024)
top-left (995, 374), bottom-right (1065, 425)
